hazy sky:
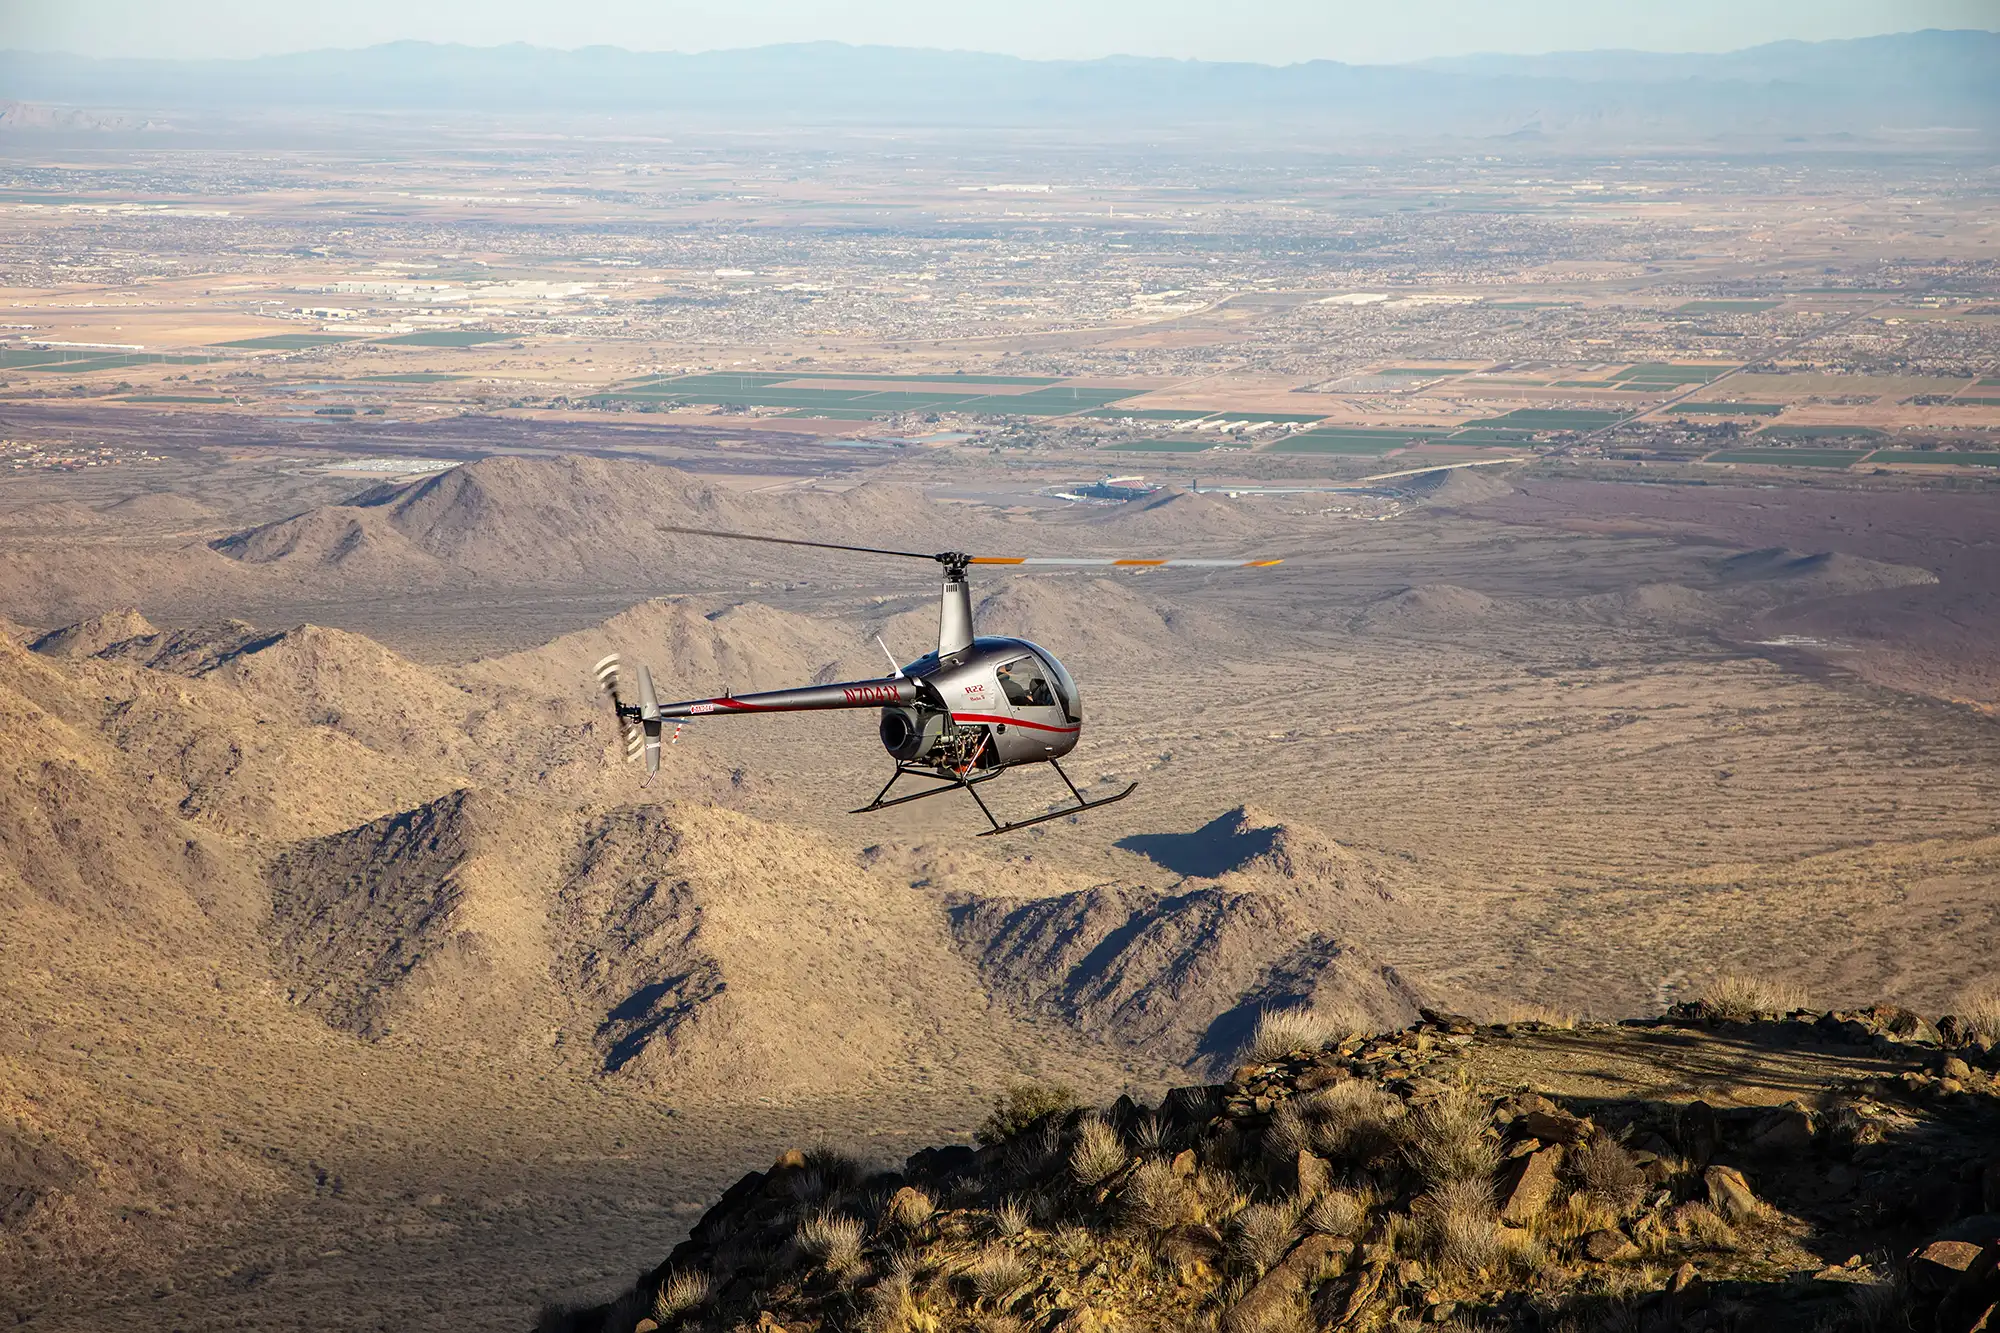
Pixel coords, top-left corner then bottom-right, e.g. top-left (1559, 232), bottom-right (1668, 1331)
top-left (7, 0), bottom-right (1998, 63)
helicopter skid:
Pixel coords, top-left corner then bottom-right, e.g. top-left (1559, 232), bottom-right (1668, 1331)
top-left (972, 780), bottom-right (1139, 837)
top-left (851, 759), bottom-right (1137, 836)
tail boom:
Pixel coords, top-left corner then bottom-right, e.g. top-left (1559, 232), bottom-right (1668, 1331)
top-left (657, 676), bottom-right (919, 718)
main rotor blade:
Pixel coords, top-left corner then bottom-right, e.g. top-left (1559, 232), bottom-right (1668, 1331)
top-left (657, 525), bottom-right (1282, 568)
top-left (968, 556), bottom-right (1283, 567)
top-left (657, 525), bottom-right (942, 562)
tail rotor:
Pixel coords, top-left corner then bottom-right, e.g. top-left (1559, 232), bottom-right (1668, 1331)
top-left (594, 653), bottom-right (664, 779)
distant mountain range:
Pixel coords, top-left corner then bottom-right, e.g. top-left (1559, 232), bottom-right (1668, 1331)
top-left (1, 31), bottom-right (1996, 143)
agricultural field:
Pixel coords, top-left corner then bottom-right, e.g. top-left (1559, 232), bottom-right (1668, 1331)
top-left (1706, 448), bottom-right (1872, 468)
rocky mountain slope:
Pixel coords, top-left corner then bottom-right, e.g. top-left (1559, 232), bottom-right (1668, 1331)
top-left (0, 581), bottom-right (1393, 1298)
top-left (559, 1000), bottom-right (2000, 1333)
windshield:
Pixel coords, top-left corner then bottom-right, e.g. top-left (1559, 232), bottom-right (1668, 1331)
top-left (1030, 646), bottom-right (1081, 722)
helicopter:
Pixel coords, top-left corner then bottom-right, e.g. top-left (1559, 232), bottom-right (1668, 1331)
top-left (595, 526), bottom-right (1279, 837)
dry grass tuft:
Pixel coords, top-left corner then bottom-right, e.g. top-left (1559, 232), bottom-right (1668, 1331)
top-left (1070, 1115), bottom-right (1128, 1187)
top-left (1834, 1268), bottom-right (1909, 1333)
top-left (1296, 1081), bottom-right (1404, 1166)
top-left (970, 1247), bottom-right (1031, 1306)
top-left (1304, 1186), bottom-right (1371, 1238)
top-left (1700, 974), bottom-right (1809, 1019)
top-left (1417, 1177), bottom-right (1502, 1277)
top-left (1128, 1111), bottom-right (1167, 1156)
top-left (1534, 1192), bottom-right (1625, 1249)
top-left (993, 1197), bottom-right (1030, 1237)
top-left (1485, 1003), bottom-right (1577, 1029)
top-left (1264, 1100), bottom-right (1313, 1162)
top-left (1231, 1199), bottom-right (1303, 1274)
top-left (1118, 1157), bottom-right (1192, 1232)
top-left (1404, 1090), bottom-right (1500, 1188)
top-left (650, 1269), bottom-right (710, 1324)
top-left (865, 1250), bottom-right (926, 1333)
top-left (1193, 1167), bottom-right (1252, 1226)
top-left (1005, 1119), bottom-right (1066, 1185)
top-left (1242, 1008), bottom-right (1363, 1064)
top-left (1956, 986), bottom-right (2000, 1041)
top-left (1664, 1200), bottom-right (1739, 1251)
top-left (798, 1209), bottom-right (868, 1276)
top-left (1053, 1224), bottom-right (1096, 1262)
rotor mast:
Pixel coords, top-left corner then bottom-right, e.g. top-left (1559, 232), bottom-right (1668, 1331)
top-left (937, 552), bottom-right (974, 659)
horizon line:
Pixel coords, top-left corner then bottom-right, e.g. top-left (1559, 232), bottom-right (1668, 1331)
top-left (7, 27), bottom-right (1994, 72)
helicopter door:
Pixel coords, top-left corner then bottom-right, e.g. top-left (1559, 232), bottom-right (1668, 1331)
top-left (995, 654), bottom-right (1060, 714)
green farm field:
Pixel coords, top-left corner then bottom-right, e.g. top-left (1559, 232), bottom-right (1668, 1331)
top-left (1707, 448), bottom-right (1868, 468)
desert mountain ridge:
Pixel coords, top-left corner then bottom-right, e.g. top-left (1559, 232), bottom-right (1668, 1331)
top-left (0, 589), bottom-right (1441, 1299)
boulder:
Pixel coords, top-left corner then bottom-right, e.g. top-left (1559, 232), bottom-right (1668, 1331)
top-left (1705, 1165), bottom-right (1760, 1223)
top-left (1751, 1106), bottom-right (1814, 1154)
top-left (1520, 1108), bottom-right (1589, 1144)
top-left (1500, 1147), bottom-right (1565, 1225)
top-left (1908, 1240), bottom-right (1988, 1295)
top-left (1664, 1261), bottom-right (1709, 1316)
top-left (1295, 1150), bottom-right (1330, 1200)
top-left (1679, 1101), bottom-right (1720, 1165)
top-left (1224, 1233), bottom-right (1348, 1333)
top-left (1583, 1228), bottom-right (1640, 1262)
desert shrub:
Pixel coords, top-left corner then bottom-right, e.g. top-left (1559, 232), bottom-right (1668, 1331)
top-left (1418, 1177), bottom-right (1502, 1277)
top-left (1119, 1157), bottom-right (1192, 1231)
top-left (1242, 1007), bottom-right (1362, 1064)
top-left (993, 1196), bottom-right (1030, 1236)
top-left (884, 1186), bottom-right (935, 1231)
top-left (1070, 1115), bottom-right (1128, 1186)
top-left (1957, 986), bottom-right (2000, 1041)
top-left (978, 1081), bottom-right (1078, 1145)
top-left (798, 1209), bottom-right (868, 1276)
top-left (1700, 974), bottom-right (1809, 1019)
top-left (1571, 1135), bottom-right (1646, 1213)
top-left (1298, 1081), bottom-right (1404, 1166)
top-left (1303, 1186), bottom-right (1371, 1238)
top-left (1231, 1199), bottom-right (1303, 1274)
top-left (650, 1270), bottom-right (710, 1324)
top-left (970, 1247), bottom-right (1031, 1306)
top-left (1404, 1090), bottom-right (1500, 1188)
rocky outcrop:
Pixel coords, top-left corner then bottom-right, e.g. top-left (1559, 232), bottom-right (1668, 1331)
top-left (568, 1005), bottom-right (2000, 1333)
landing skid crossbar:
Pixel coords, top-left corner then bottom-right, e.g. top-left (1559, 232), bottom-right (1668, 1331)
top-left (850, 763), bottom-right (1003, 815)
top-left (850, 758), bottom-right (1137, 837)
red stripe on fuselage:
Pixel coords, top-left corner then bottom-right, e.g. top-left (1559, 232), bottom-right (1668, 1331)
top-left (951, 711), bottom-right (1081, 734)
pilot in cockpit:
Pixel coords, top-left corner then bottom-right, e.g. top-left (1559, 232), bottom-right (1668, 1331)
top-left (997, 657), bottom-right (1056, 708)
